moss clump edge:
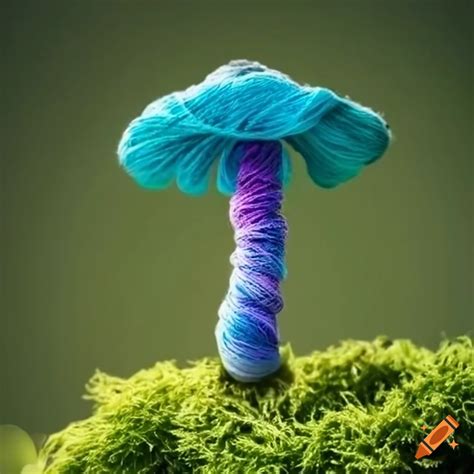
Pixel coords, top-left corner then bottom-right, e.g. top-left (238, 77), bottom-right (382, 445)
top-left (39, 337), bottom-right (473, 473)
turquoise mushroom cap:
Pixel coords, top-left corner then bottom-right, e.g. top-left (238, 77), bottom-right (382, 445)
top-left (118, 60), bottom-right (391, 195)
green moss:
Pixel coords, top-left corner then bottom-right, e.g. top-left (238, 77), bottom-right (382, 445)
top-left (40, 337), bottom-right (473, 473)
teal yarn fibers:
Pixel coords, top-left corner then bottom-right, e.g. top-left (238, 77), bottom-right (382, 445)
top-left (118, 60), bottom-right (391, 382)
top-left (118, 60), bottom-right (390, 195)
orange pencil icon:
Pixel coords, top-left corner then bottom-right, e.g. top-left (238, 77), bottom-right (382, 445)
top-left (415, 415), bottom-right (459, 459)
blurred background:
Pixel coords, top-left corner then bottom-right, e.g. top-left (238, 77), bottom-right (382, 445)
top-left (1, 0), bottom-right (472, 454)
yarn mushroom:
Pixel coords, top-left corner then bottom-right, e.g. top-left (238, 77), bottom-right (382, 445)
top-left (118, 60), bottom-right (391, 382)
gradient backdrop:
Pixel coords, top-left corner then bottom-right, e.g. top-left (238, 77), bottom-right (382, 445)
top-left (2, 0), bottom-right (472, 438)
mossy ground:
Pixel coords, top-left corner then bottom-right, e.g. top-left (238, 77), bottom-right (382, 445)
top-left (39, 337), bottom-right (473, 473)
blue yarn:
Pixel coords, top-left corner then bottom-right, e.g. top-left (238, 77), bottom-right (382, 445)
top-left (117, 60), bottom-right (391, 382)
top-left (118, 60), bottom-right (391, 194)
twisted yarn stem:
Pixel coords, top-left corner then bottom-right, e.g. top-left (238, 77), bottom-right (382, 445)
top-left (216, 141), bottom-right (287, 382)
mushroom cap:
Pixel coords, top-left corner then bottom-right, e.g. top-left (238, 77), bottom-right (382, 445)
top-left (118, 60), bottom-right (390, 195)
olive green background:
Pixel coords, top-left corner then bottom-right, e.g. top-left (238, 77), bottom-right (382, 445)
top-left (2, 0), bottom-right (472, 436)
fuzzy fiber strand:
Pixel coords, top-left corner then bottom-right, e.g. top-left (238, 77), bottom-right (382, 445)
top-left (216, 141), bottom-right (287, 382)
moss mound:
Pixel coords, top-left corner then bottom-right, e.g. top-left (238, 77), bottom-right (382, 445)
top-left (40, 337), bottom-right (473, 473)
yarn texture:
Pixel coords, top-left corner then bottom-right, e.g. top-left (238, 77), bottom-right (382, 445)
top-left (118, 60), bottom-right (390, 194)
top-left (216, 141), bottom-right (287, 382)
top-left (118, 60), bottom-right (391, 381)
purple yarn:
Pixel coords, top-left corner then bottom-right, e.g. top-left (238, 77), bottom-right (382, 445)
top-left (215, 141), bottom-right (287, 382)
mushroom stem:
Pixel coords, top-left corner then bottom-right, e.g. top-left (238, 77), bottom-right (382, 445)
top-left (216, 140), bottom-right (287, 382)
